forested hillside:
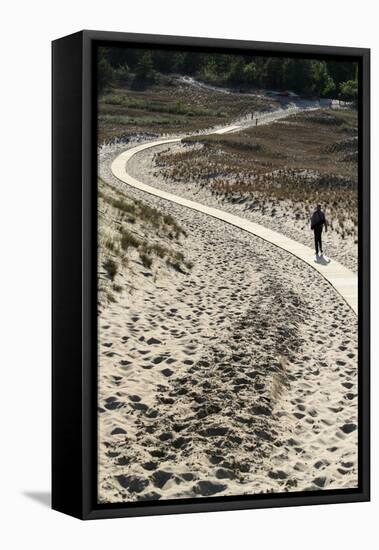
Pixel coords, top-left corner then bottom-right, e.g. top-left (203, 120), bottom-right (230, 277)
top-left (98, 47), bottom-right (358, 101)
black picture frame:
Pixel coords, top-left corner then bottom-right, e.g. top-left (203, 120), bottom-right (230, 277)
top-left (52, 30), bottom-right (370, 520)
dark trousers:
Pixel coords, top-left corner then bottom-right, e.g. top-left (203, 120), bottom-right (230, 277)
top-left (314, 227), bottom-right (323, 254)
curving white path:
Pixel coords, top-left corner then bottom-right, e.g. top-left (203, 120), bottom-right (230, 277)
top-left (111, 121), bottom-right (358, 315)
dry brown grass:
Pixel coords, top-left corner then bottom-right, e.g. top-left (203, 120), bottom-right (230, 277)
top-left (97, 82), bottom-right (277, 143)
top-left (155, 108), bottom-right (358, 240)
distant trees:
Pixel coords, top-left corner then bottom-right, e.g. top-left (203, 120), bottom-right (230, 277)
top-left (97, 51), bottom-right (115, 93)
top-left (284, 58), bottom-right (314, 94)
top-left (242, 62), bottom-right (257, 84)
top-left (311, 61), bottom-right (336, 97)
top-left (133, 52), bottom-right (156, 88)
top-left (199, 56), bottom-right (219, 83)
top-left (340, 79), bottom-right (358, 103)
top-left (263, 57), bottom-right (285, 89)
top-left (98, 46), bottom-right (358, 101)
top-left (180, 51), bottom-right (202, 74)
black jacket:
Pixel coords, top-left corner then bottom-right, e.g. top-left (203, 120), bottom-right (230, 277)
top-left (311, 210), bottom-right (326, 230)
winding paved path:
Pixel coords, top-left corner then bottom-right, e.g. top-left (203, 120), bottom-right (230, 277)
top-left (111, 118), bottom-right (358, 315)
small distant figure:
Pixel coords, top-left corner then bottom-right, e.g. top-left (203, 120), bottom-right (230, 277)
top-left (311, 204), bottom-right (328, 257)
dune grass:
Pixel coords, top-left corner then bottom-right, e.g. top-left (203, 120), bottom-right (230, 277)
top-left (98, 178), bottom-right (193, 304)
top-left (97, 82), bottom-right (277, 143)
top-left (103, 258), bottom-right (118, 281)
top-left (155, 108), bottom-right (358, 241)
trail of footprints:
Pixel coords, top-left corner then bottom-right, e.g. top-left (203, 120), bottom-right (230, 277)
top-left (97, 148), bottom-right (358, 503)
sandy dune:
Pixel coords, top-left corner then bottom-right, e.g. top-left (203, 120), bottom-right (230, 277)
top-left (97, 143), bottom-right (358, 503)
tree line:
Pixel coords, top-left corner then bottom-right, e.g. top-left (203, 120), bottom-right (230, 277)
top-left (98, 47), bottom-right (358, 101)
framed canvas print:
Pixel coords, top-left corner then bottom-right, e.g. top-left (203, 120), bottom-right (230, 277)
top-left (52, 30), bottom-right (370, 519)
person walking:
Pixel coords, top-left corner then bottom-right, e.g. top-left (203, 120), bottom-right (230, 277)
top-left (311, 204), bottom-right (328, 256)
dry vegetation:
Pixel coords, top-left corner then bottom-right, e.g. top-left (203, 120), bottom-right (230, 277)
top-left (97, 81), bottom-right (277, 143)
top-left (154, 108), bottom-right (358, 242)
top-left (98, 178), bottom-right (193, 305)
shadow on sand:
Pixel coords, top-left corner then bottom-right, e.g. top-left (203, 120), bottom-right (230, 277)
top-left (314, 254), bottom-right (331, 266)
top-left (23, 491), bottom-right (51, 508)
